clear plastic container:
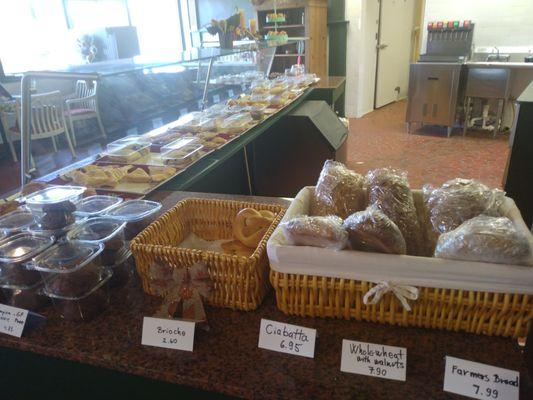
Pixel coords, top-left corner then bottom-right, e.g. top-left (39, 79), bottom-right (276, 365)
top-left (161, 143), bottom-right (203, 167)
top-left (45, 268), bottom-right (112, 322)
top-left (160, 137), bottom-right (199, 154)
top-left (0, 233), bottom-right (54, 286)
top-left (102, 143), bottom-right (151, 163)
top-left (29, 241), bottom-right (104, 297)
top-left (105, 199), bottom-right (162, 240)
top-left (23, 185), bottom-right (85, 230)
top-left (107, 135), bottom-right (151, 149)
top-left (219, 113), bottom-right (253, 134)
top-left (0, 208), bottom-right (36, 235)
top-left (248, 105), bottom-right (268, 120)
top-left (0, 280), bottom-right (49, 311)
top-left (109, 248), bottom-right (133, 289)
top-left (66, 217), bottom-right (126, 266)
top-left (29, 218), bottom-right (82, 239)
top-left (74, 195), bottom-right (123, 218)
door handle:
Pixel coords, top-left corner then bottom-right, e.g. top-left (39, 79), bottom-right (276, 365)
top-left (377, 43), bottom-right (388, 50)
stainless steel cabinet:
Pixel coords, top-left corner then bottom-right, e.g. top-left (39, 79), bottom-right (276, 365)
top-left (406, 63), bottom-right (463, 137)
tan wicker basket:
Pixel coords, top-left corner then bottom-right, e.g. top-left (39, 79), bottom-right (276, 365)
top-left (269, 272), bottom-right (532, 338)
top-left (131, 198), bottom-right (285, 311)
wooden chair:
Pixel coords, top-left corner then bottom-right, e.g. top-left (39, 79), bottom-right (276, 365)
top-left (0, 91), bottom-right (76, 162)
top-left (64, 80), bottom-right (106, 146)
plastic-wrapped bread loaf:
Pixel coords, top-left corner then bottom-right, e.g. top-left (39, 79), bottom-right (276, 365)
top-left (434, 215), bottom-right (532, 266)
top-left (366, 168), bottom-right (424, 256)
top-left (281, 215), bottom-right (348, 250)
top-left (311, 160), bottom-right (367, 219)
top-left (344, 205), bottom-right (406, 255)
top-left (423, 178), bottom-right (505, 234)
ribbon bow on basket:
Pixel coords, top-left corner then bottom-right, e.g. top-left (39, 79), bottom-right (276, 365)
top-left (363, 281), bottom-right (419, 312)
top-left (150, 261), bottom-right (212, 327)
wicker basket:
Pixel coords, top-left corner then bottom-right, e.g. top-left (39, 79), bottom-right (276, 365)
top-left (131, 198), bottom-right (285, 311)
top-left (267, 187), bottom-right (533, 338)
top-left (269, 272), bottom-right (532, 338)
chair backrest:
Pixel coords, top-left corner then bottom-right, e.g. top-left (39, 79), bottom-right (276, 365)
top-left (15, 91), bottom-right (66, 137)
top-left (74, 80), bottom-right (97, 111)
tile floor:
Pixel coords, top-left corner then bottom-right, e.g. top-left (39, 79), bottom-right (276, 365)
top-left (346, 100), bottom-right (510, 189)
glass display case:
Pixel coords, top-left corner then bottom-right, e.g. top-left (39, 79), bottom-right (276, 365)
top-left (9, 40), bottom-right (305, 192)
top-left (12, 39), bottom-right (315, 197)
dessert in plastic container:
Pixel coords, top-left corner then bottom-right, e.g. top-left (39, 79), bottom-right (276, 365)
top-left (0, 232), bottom-right (54, 286)
top-left (248, 105), bottom-right (268, 120)
top-left (171, 112), bottom-right (208, 133)
top-left (29, 241), bottom-right (104, 297)
top-left (160, 137), bottom-right (199, 154)
top-left (105, 199), bottom-right (162, 240)
top-left (0, 280), bottom-right (49, 311)
top-left (103, 143), bottom-right (151, 163)
top-left (0, 208), bottom-right (36, 235)
top-left (23, 185), bottom-right (85, 230)
top-left (74, 195), bottom-right (123, 218)
top-left (161, 143), bottom-right (203, 167)
top-left (66, 217), bottom-right (126, 266)
top-left (29, 218), bottom-right (82, 239)
top-left (109, 248), bottom-right (133, 288)
top-left (107, 135), bottom-right (151, 149)
top-left (44, 268), bottom-right (112, 322)
top-left (219, 113), bottom-right (253, 134)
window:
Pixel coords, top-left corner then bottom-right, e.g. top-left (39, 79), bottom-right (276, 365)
top-left (0, 0), bottom-right (196, 75)
top-left (66, 0), bottom-right (130, 30)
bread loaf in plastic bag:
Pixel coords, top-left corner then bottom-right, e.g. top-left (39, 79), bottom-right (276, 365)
top-left (423, 178), bottom-right (504, 234)
top-left (434, 215), bottom-right (532, 265)
top-left (366, 168), bottom-right (424, 256)
top-left (281, 215), bottom-right (348, 250)
top-left (311, 160), bottom-right (367, 219)
top-left (344, 205), bottom-right (407, 255)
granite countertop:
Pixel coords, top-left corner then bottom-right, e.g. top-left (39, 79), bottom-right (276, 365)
top-left (0, 191), bottom-right (532, 399)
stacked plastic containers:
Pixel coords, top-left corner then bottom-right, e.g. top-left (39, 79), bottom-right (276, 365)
top-left (0, 233), bottom-right (54, 310)
top-left (0, 185), bottom-right (162, 321)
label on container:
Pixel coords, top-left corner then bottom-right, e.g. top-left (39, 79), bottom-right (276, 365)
top-left (228, 89), bottom-right (235, 98)
top-left (443, 356), bottom-right (519, 400)
top-left (340, 339), bottom-right (407, 381)
top-left (258, 319), bottom-right (316, 358)
top-left (212, 94), bottom-right (220, 103)
top-left (141, 317), bottom-right (195, 352)
top-left (0, 304), bottom-right (28, 338)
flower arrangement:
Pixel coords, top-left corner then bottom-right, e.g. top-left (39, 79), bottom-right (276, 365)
top-left (206, 9), bottom-right (259, 49)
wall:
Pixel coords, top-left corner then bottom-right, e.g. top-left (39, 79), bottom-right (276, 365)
top-left (422, 0), bottom-right (533, 53)
top-left (344, 0), bottom-right (379, 118)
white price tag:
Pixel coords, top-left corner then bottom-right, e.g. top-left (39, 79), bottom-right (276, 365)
top-left (444, 356), bottom-right (519, 400)
top-left (213, 94), bottom-right (220, 103)
top-left (340, 339), bottom-right (406, 381)
top-left (141, 317), bottom-right (195, 352)
top-left (228, 89), bottom-right (234, 98)
top-left (258, 319), bottom-right (316, 358)
top-left (0, 304), bottom-right (28, 338)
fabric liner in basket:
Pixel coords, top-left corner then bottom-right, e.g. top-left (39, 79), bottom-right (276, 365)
top-left (131, 198), bottom-right (285, 311)
top-left (267, 186), bottom-right (533, 338)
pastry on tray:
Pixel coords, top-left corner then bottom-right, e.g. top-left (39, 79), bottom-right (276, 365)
top-left (122, 168), bottom-right (151, 183)
top-left (148, 166), bottom-right (176, 182)
top-left (61, 165), bottom-right (133, 188)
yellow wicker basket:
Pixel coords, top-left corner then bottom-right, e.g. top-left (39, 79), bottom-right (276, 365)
top-left (131, 198), bottom-right (285, 311)
top-left (268, 187), bottom-right (533, 338)
top-left (269, 272), bottom-right (532, 338)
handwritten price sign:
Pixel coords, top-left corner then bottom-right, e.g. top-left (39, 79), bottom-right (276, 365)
top-left (258, 319), bottom-right (316, 358)
top-left (443, 356), bottom-right (519, 400)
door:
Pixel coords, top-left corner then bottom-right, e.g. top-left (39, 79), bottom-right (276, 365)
top-left (374, 0), bottom-right (415, 108)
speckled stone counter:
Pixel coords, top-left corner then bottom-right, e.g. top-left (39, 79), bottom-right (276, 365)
top-left (0, 191), bottom-right (532, 399)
